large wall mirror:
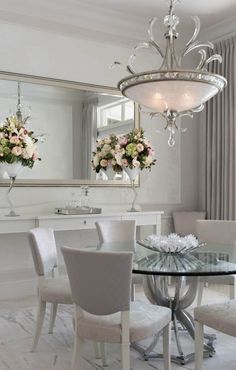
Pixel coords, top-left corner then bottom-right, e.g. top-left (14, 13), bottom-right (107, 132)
top-left (0, 72), bottom-right (139, 186)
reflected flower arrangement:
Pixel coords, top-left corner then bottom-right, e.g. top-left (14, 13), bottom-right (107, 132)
top-left (91, 128), bottom-right (156, 173)
top-left (0, 115), bottom-right (40, 169)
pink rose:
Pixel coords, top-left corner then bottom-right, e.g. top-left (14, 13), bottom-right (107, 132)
top-left (118, 136), bottom-right (128, 146)
top-left (11, 146), bottom-right (22, 156)
top-left (148, 147), bottom-right (155, 156)
top-left (10, 136), bottom-right (21, 145)
top-left (136, 143), bottom-right (144, 152)
top-left (32, 152), bottom-right (38, 161)
top-left (100, 159), bottom-right (108, 167)
top-left (132, 158), bottom-right (140, 168)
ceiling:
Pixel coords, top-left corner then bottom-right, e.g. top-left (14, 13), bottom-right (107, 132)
top-left (0, 0), bottom-right (235, 46)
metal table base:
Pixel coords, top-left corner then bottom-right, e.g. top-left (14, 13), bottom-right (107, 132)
top-left (132, 275), bottom-right (216, 365)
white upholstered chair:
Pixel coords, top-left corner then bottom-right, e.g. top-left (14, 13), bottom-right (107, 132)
top-left (194, 300), bottom-right (236, 369)
top-left (196, 220), bottom-right (236, 305)
top-left (95, 220), bottom-right (142, 301)
top-left (29, 227), bottom-right (73, 351)
top-left (62, 247), bottom-right (172, 370)
top-left (173, 211), bottom-right (206, 236)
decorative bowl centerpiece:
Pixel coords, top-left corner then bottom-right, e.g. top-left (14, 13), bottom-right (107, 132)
top-left (138, 233), bottom-right (205, 254)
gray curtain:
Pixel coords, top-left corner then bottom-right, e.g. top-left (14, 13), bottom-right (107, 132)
top-left (81, 97), bottom-right (98, 179)
top-left (200, 37), bottom-right (236, 220)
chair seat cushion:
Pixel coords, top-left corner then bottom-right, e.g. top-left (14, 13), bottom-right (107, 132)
top-left (194, 300), bottom-right (236, 337)
top-left (40, 277), bottom-right (73, 304)
top-left (77, 302), bottom-right (171, 343)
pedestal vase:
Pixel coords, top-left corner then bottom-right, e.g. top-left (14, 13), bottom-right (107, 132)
top-left (123, 167), bottom-right (140, 212)
top-left (101, 166), bottom-right (115, 180)
top-left (1, 162), bottom-right (22, 217)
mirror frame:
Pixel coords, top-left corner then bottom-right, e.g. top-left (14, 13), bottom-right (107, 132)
top-left (0, 71), bottom-right (140, 187)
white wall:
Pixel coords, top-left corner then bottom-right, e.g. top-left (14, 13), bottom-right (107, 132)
top-left (0, 21), bottom-right (199, 212)
top-left (0, 21), bottom-right (200, 298)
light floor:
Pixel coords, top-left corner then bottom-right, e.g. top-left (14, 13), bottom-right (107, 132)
top-left (0, 285), bottom-right (236, 370)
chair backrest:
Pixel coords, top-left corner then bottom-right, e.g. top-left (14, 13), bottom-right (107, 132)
top-left (173, 211), bottom-right (206, 236)
top-left (29, 228), bottom-right (58, 276)
top-left (196, 220), bottom-right (236, 245)
top-left (95, 220), bottom-right (136, 243)
top-left (61, 247), bottom-right (132, 315)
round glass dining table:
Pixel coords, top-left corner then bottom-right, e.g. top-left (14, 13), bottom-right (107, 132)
top-left (96, 240), bottom-right (236, 365)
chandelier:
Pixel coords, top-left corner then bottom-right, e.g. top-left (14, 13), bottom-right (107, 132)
top-left (114, 0), bottom-right (227, 146)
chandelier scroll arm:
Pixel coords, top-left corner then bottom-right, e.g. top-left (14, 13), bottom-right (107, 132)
top-left (110, 61), bottom-right (135, 75)
top-left (148, 17), bottom-right (164, 58)
top-left (186, 16), bottom-right (200, 47)
top-left (201, 54), bottom-right (223, 71)
top-left (127, 41), bottom-right (165, 73)
top-left (182, 41), bottom-right (214, 57)
top-left (196, 49), bottom-right (207, 70)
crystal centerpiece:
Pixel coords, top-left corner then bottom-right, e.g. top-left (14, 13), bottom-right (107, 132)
top-left (138, 233), bottom-right (205, 254)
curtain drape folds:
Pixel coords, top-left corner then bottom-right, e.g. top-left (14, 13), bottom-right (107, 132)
top-left (81, 97), bottom-right (98, 179)
top-left (202, 38), bottom-right (236, 220)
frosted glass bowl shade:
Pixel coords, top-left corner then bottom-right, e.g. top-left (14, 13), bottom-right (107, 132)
top-left (119, 70), bottom-right (227, 112)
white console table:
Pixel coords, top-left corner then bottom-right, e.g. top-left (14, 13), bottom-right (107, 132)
top-left (0, 210), bottom-right (164, 235)
top-left (0, 210), bottom-right (163, 299)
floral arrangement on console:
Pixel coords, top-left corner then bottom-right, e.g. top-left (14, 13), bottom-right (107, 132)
top-left (119, 128), bottom-right (156, 170)
top-left (91, 128), bottom-right (156, 173)
top-left (0, 115), bottom-right (40, 168)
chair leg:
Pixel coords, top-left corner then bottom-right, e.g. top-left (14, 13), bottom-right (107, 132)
top-left (93, 342), bottom-right (101, 359)
top-left (163, 323), bottom-right (171, 370)
top-left (31, 299), bottom-right (46, 352)
top-left (121, 343), bottom-right (130, 370)
top-left (100, 343), bottom-right (108, 367)
top-left (229, 285), bottom-right (236, 299)
top-left (121, 311), bottom-right (130, 370)
top-left (131, 283), bottom-right (135, 301)
top-left (197, 282), bottom-right (204, 306)
top-left (71, 335), bottom-right (83, 370)
top-left (194, 320), bottom-right (204, 370)
top-left (48, 303), bottom-right (58, 334)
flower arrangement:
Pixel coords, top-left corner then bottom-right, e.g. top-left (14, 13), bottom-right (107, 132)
top-left (118, 128), bottom-right (156, 170)
top-left (91, 128), bottom-right (156, 173)
top-left (91, 133), bottom-right (123, 174)
top-left (0, 115), bottom-right (40, 168)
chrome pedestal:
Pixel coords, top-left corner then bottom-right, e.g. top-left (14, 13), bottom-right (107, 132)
top-left (133, 275), bottom-right (216, 365)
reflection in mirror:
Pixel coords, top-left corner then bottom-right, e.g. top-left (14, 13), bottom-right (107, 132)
top-left (0, 76), bottom-right (138, 186)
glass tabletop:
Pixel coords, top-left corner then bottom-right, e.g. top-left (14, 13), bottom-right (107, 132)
top-left (96, 240), bottom-right (236, 276)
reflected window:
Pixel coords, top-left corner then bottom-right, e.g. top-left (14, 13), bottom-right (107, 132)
top-left (97, 98), bottom-right (133, 128)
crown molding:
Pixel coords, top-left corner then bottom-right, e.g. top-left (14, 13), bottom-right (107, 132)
top-left (200, 14), bottom-right (236, 42)
top-left (0, 0), bottom-right (235, 47)
top-left (0, 0), bottom-right (147, 47)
